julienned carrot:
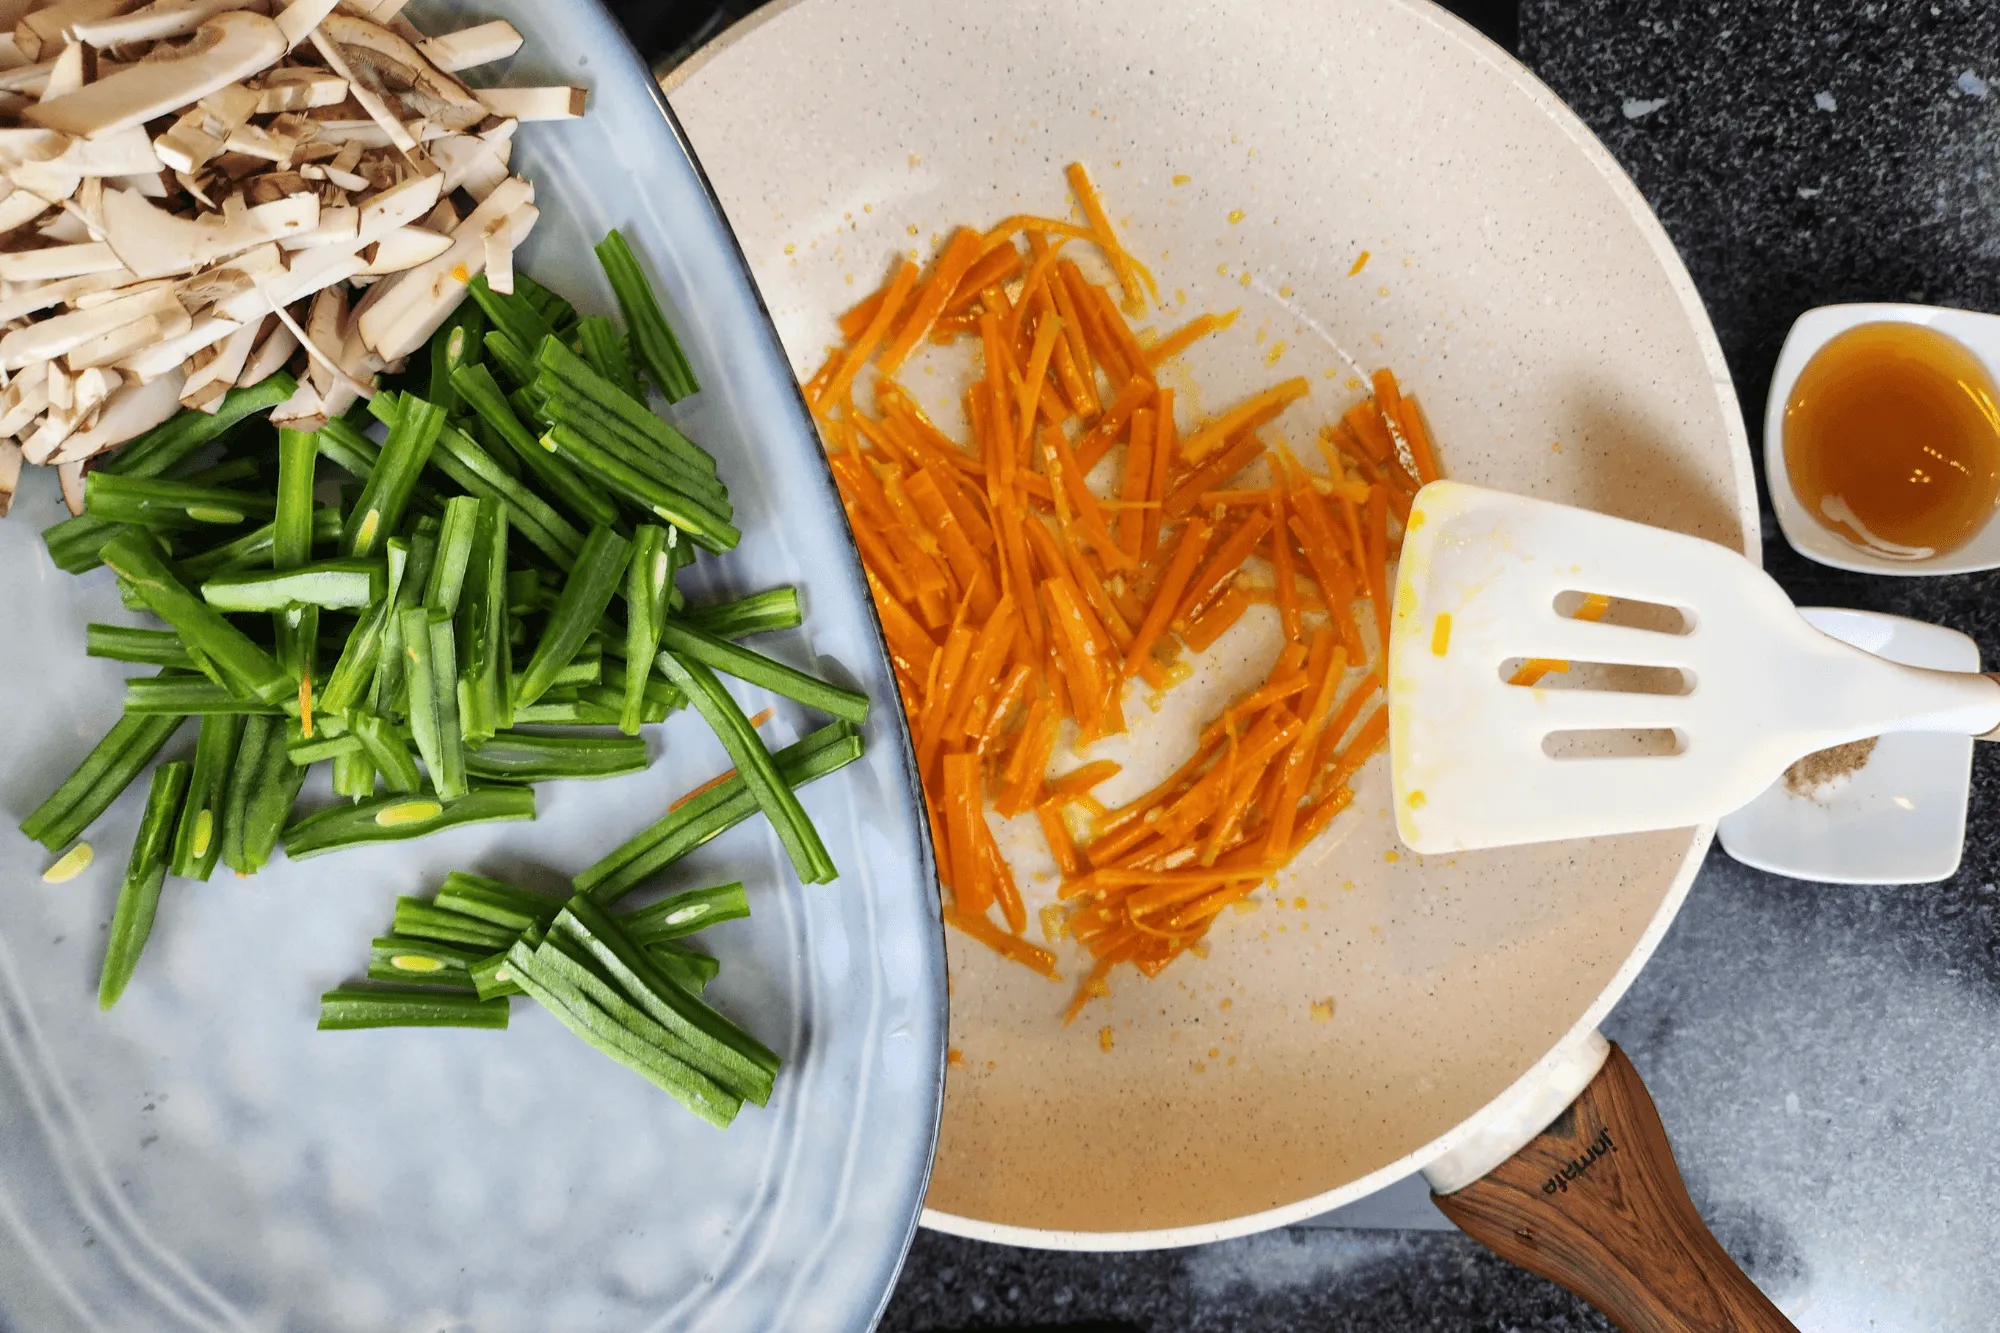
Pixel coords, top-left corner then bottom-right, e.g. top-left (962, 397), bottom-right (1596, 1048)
top-left (1180, 378), bottom-right (1309, 464)
top-left (803, 168), bottom-right (1444, 1016)
top-left (1146, 309), bottom-right (1239, 367)
top-left (817, 260), bottom-right (918, 411)
top-left (879, 229), bottom-right (983, 376)
top-left (1509, 593), bottom-right (1612, 685)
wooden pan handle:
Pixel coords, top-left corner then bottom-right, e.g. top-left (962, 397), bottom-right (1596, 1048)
top-left (1433, 1043), bottom-right (1796, 1333)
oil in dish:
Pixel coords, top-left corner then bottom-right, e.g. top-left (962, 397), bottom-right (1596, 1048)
top-left (1783, 321), bottom-right (2000, 559)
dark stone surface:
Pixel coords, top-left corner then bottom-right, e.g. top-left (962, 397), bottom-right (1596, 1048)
top-left (626, 0), bottom-right (2000, 1326)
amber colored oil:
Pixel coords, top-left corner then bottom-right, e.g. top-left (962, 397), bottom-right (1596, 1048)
top-left (1783, 321), bottom-right (2000, 558)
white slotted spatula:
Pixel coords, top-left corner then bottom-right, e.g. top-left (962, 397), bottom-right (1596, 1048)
top-left (1389, 481), bottom-right (2000, 854)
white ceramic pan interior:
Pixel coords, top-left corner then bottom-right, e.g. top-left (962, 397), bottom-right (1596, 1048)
top-left (671, 0), bottom-right (1755, 1248)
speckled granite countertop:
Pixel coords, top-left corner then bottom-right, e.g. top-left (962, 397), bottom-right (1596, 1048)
top-left (635, 0), bottom-right (2000, 1326)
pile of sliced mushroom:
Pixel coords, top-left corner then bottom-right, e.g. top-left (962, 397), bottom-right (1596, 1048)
top-left (0, 0), bottom-right (584, 516)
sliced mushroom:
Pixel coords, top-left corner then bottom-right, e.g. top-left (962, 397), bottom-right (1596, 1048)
top-left (26, 12), bottom-right (286, 138)
top-left (56, 458), bottom-right (85, 514)
top-left (418, 19), bottom-right (519, 74)
top-left (117, 312), bottom-right (240, 380)
top-left (236, 311), bottom-right (295, 384)
top-left (273, 0), bottom-right (337, 48)
top-left (319, 13), bottom-right (483, 132)
top-left (357, 222), bottom-right (446, 275)
top-left (178, 311), bottom-right (256, 405)
top-left (0, 280), bottom-right (179, 368)
top-left (43, 365), bottom-right (184, 463)
top-left (0, 58), bottom-right (51, 95)
top-left (426, 131), bottom-right (507, 200)
top-left (0, 441), bottom-right (21, 517)
top-left (66, 301), bottom-right (192, 369)
top-left (354, 167), bottom-right (436, 241)
top-left (278, 201), bottom-right (357, 249)
top-left (72, 0), bottom-right (262, 49)
top-left (475, 86), bottom-right (586, 123)
top-left (302, 277), bottom-right (342, 395)
top-left (357, 174), bottom-right (531, 362)
top-left (0, 241), bottom-right (123, 281)
top-left (40, 40), bottom-right (87, 100)
top-left (0, 361), bottom-right (49, 434)
top-left (254, 64), bottom-right (343, 111)
top-left (100, 184), bottom-right (317, 278)
top-left (0, 32), bottom-right (28, 74)
top-left (267, 373), bottom-right (322, 429)
top-left (16, 0), bottom-right (146, 63)
top-left (0, 265), bottom-right (130, 321)
top-left (0, 184), bottom-right (49, 232)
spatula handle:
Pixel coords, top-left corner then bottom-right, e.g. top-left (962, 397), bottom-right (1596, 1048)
top-left (1433, 1043), bottom-right (1796, 1333)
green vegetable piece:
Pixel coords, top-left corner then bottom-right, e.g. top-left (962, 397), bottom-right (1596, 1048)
top-left (288, 733), bottom-right (362, 765)
top-left (467, 272), bottom-right (557, 358)
top-left (282, 785), bottom-right (535, 859)
top-left (315, 415), bottom-right (380, 482)
top-left (435, 870), bottom-right (563, 932)
top-left (453, 362), bottom-right (618, 530)
top-left (86, 625), bottom-right (195, 670)
top-left (647, 939), bottom-right (720, 994)
top-left (239, 720), bottom-right (306, 873)
top-left (346, 394), bottom-right (444, 557)
top-left (595, 229), bottom-right (699, 402)
top-left (199, 559), bottom-right (384, 613)
top-left (504, 937), bottom-right (739, 1126)
top-left (682, 587), bottom-right (803, 640)
top-left (274, 426), bottom-right (318, 681)
top-left (348, 709), bottom-right (422, 794)
top-left (399, 606), bottom-right (444, 788)
top-left (463, 730), bottom-right (648, 783)
top-left (428, 298), bottom-right (488, 415)
top-left (577, 722), bottom-right (862, 903)
top-left (391, 897), bottom-right (517, 951)
top-left (430, 415), bottom-right (581, 569)
top-left (620, 526), bottom-right (676, 735)
top-left (20, 711), bottom-right (185, 852)
top-left (219, 714), bottom-right (276, 875)
top-left (317, 988), bottom-right (509, 1030)
top-left (656, 620), bottom-right (869, 725)
top-left (425, 495), bottom-right (481, 616)
top-left (620, 882), bottom-right (750, 944)
top-left (84, 473), bottom-right (274, 531)
top-left (427, 613), bottom-right (468, 801)
top-left (368, 934), bottom-right (484, 989)
top-left (552, 898), bottom-right (778, 1103)
top-left (514, 525), bottom-right (631, 708)
top-left (331, 747), bottom-right (378, 802)
top-left (176, 508), bottom-right (341, 583)
top-left (372, 522), bottom-right (437, 721)
top-left (100, 531), bottom-right (291, 706)
top-left (321, 539), bottom-right (409, 717)
top-left (469, 950), bottom-right (522, 1001)
top-left (541, 425), bottom-right (738, 553)
top-left (170, 713), bottom-right (241, 881)
top-left (457, 499), bottom-right (512, 743)
top-left (658, 653), bottom-right (837, 884)
top-left (539, 383), bottom-right (729, 508)
top-left (123, 674), bottom-right (282, 715)
top-left (97, 761), bottom-right (191, 1011)
top-left (575, 314), bottom-right (643, 401)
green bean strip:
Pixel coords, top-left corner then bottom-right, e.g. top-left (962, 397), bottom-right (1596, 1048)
top-left (315, 415), bottom-right (379, 482)
top-left (426, 413), bottom-right (582, 569)
top-left (428, 299), bottom-right (487, 416)
top-left (274, 426), bottom-right (318, 682)
top-left (462, 730), bottom-right (648, 782)
top-left (577, 722), bottom-right (862, 903)
top-left (240, 720), bottom-right (306, 872)
top-left (21, 711), bottom-right (185, 852)
top-left (469, 950), bottom-right (521, 1001)
top-left (453, 363), bottom-right (619, 530)
top-left (504, 938), bottom-right (739, 1126)
top-left (368, 935), bottom-right (484, 989)
top-left (542, 425), bottom-right (739, 553)
top-left (282, 785), bottom-right (535, 860)
top-left (682, 587), bottom-right (803, 640)
top-left (595, 230), bottom-right (699, 402)
top-left (101, 531), bottom-right (292, 705)
top-left (575, 314), bottom-right (644, 401)
top-left (553, 899), bottom-right (778, 1103)
top-left (482, 328), bottom-right (540, 389)
top-left (317, 988), bottom-right (509, 1030)
top-left (539, 384), bottom-right (728, 507)
top-left (391, 897), bottom-right (518, 951)
top-left (288, 734), bottom-right (362, 765)
top-left (176, 456), bottom-right (265, 489)
top-left (657, 653), bottom-right (836, 884)
top-left (435, 871), bottom-right (563, 932)
top-left (331, 748), bottom-right (377, 801)
top-left (648, 940), bottom-right (720, 995)
top-left (621, 526), bottom-right (676, 734)
top-left (457, 499), bottom-right (511, 743)
top-left (86, 625), bottom-right (194, 670)
top-left (200, 559), bottom-right (384, 613)
top-left (84, 474), bottom-right (275, 531)
top-left (427, 613), bottom-right (468, 801)
top-left (170, 713), bottom-right (240, 881)
top-left (219, 714), bottom-right (276, 874)
top-left (399, 607), bottom-right (444, 789)
top-left (620, 882), bottom-right (750, 943)
top-left (656, 620), bottom-right (870, 725)
top-left (321, 539), bottom-right (408, 717)
top-left (372, 522), bottom-right (437, 722)
top-left (508, 697), bottom-right (623, 727)
top-left (598, 660), bottom-right (682, 717)
top-left (515, 525), bottom-right (632, 708)
top-left (518, 272), bottom-right (577, 333)
top-left (177, 508), bottom-right (341, 582)
top-left (551, 646), bottom-right (603, 688)
top-left (97, 761), bottom-right (191, 1011)
top-left (123, 675), bottom-right (282, 715)
top-left (424, 495), bottom-right (481, 616)
top-left (43, 374), bottom-right (299, 573)
top-left (468, 273), bottom-right (558, 359)
top-left (346, 395), bottom-right (444, 558)
top-left (349, 710), bottom-right (422, 795)
top-left (535, 335), bottom-right (713, 478)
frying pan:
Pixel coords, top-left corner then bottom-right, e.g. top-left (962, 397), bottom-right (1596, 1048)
top-left (669, 0), bottom-right (1791, 1323)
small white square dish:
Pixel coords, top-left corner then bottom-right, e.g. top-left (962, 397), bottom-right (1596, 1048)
top-left (1717, 607), bottom-right (1978, 885)
top-left (1765, 302), bottom-right (2000, 575)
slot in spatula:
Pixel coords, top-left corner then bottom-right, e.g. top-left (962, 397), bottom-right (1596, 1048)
top-left (1389, 481), bottom-right (2000, 854)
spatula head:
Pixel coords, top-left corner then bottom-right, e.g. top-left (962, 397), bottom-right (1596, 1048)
top-left (1388, 482), bottom-right (2000, 854)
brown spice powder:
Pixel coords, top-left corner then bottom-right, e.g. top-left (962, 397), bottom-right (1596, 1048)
top-left (1783, 737), bottom-right (1878, 799)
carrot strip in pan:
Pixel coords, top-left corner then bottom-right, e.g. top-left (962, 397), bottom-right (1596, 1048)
top-left (816, 260), bottom-right (918, 411)
top-left (1146, 309), bottom-right (1239, 366)
top-left (879, 228), bottom-right (984, 376)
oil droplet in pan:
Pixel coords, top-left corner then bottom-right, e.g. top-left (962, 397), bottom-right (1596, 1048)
top-left (1784, 321), bottom-right (2000, 558)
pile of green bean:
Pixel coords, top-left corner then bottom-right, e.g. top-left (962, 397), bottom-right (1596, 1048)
top-left (21, 234), bottom-right (872, 1121)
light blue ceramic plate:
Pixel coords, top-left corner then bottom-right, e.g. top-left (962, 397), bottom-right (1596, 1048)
top-left (0, 4), bottom-right (946, 1330)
